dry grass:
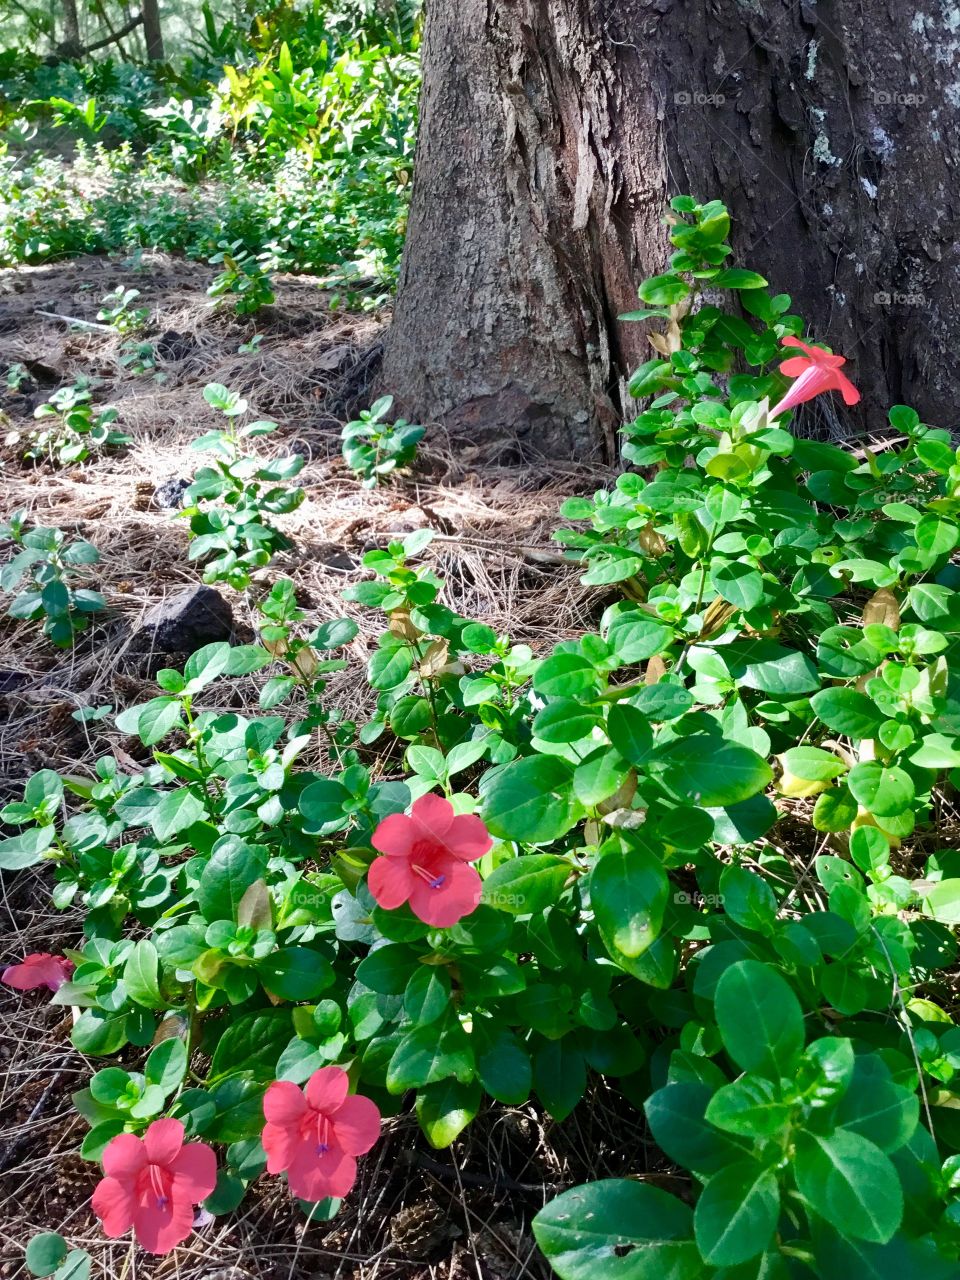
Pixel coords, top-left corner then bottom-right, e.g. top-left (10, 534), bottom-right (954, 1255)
top-left (0, 255), bottom-right (629, 1280)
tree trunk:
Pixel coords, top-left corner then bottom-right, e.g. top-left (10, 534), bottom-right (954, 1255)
top-left (141, 0), bottom-right (165, 60)
top-left (57, 0), bottom-right (82, 56)
top-left (382, 0), bottom-right (960, 458)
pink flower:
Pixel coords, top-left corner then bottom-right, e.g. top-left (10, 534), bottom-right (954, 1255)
top-left (368, 792), bottom-right (491, 928)
top-left (2, 953), bottom-right (74, 993)
top-left (262, 1066), bottom-right (381, 1202)
top-left (769, 335), bottom-right (861, 419)
top-left (91, 1118), bottom-right (217, 1255)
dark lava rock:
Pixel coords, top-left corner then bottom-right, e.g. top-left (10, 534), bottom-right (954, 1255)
top-left (133, 585), bottom-right (234, 654)
top-left (153, 477), bottom-right (191, 509)
top-left (0, 668), bottom-right (30, 693)
top-left (155, 330), bottom-right (198, 362)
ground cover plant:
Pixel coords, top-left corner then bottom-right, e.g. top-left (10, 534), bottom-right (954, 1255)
top-left (3, 197), bottom-right (960, 1279)
top-left (0, 4), bottom-right (420, 299)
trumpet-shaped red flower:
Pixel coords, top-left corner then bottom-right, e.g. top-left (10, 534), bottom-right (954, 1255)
top-left (2, 953), bottom-right (73, 993)
top-left (369, 792), bottom-right (491, 927)
top-left (769, 335), bottom-right (861, 419)
top-left (262, 1066), bottom-right (381, 1201)
top-left (91, 1118), bottom-right (217, 1255)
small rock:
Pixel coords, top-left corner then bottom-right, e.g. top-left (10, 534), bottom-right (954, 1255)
top-left (153, 477), bottom-right (191, 509)
top-left (134, 585), bottom-right (234, 653)
top-left (0, 669), bottom-right (29, 693)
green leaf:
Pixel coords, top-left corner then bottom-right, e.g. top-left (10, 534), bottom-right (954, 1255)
top-left (72, 1009), bottom-right (131, 1056)
top-left (137, 697), bottom-right (184, 746)
top-left (258, 948), bottom-right (333, 1001)
top-left (719, 864), bottom-right (777, 934)
top-left (794, 1129), bottom-right (903, 1244)
top-left (481, 854), bottom-right (571, 915)
top-left (26, 1234), bottom-right (69, 1277)
top-left (811, 688), bottom-right (884, 738)
top-left (847, 763), bottom-right (914, 817)
top-left (658, 737), bottom-right (772, 807)
top-left (475, 1030), bottom-right (531, 1104)
top-left (534, 698), bottom-right (602, 743)
top-left (532, 1179), bottom-right (700, 1280)
top-left (533, 653), bottom-right (600, 698)
top-left (197, 839), bottom-right (267, 922)
top-left (0, 824), bottom-right (55, 870)
top-left (920, 878), bottom-right (960, 925)
top-left (210, 1010), bottom-right (292, 1081)
top-left (705, 1075), bottom-right (792, 1139)
top-left (150, 787), bottom-right (207, 841)
top-left (480, 757), bottom-right (580, 843)
top-left (123, 940), bottom-right (162, 1008)
top-left (639, 274), bottom-right (690, 306)
top-left (404, 965), bottom-right (452, 1025)
top-left (145, 1037), bottom-right (188, 1093)
top-left (606, 704), bottom-right (654, 766)
top-left (368, 644), bottom-right (413, 690)
top-left (533, 1038), bottom-right (586, 1120)
top-left (694, 1160), bottom-right (779, 1266)
top-left (834, 1055), bottom-right (919, 1153)
top-left (415, 1077), bottom-right (482, 1148)
top-left (645, 1083), bottom-right (750, 1173)
top-left (714, 960), bottom-right (805, 1076)
top-left (590, 845), bottom-right (668, 967)
top-left (710, 268), bottom-right (768, 289)
top-left (711, 561), bottom-right (764, 610)
top-left (387, 1015), bottom-right (474, 1092)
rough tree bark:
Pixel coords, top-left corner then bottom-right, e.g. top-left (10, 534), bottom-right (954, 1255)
top-left (381, 0), bottom-right (960, 458)
top-left (141, 0), bottom-right (165, 60)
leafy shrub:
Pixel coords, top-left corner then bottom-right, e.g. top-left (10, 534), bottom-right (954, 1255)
top-left (0, 511), bottom-right (104, 646)
top-left (97, 286), bottom-right (148, 334)
top-left (6, 381), bottom-right (130, 466)
top-left (6, 199), bottom-right (960, 1274)
top-left (207, 240), bottom-right (275, 315)
top-left (180, 383), bottom-right (305, 590)
top-left (341, 394), bottom-right (424, 486)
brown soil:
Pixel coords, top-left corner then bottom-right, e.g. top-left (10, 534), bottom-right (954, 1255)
top-left (0, 255), bottom-right (626, 1279)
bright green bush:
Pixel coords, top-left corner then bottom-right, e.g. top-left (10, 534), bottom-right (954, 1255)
top-left (5, 198), bottom-right (960, 1274)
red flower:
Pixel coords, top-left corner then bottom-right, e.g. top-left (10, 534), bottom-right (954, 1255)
top-left (769, 336), bottom-right (861, 419)
top-left (2, 953), bottom-right (73, 993)
top-left (91, 1118), bottom-right (217, 1255)
top-left (369, 792), bottom-right (491, 928)
top-left (262, 1066), bottom-right (381, 1201)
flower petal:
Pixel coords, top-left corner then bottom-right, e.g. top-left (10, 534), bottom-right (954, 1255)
top-left (92, 1176), bottom-right (135, 1237)
top-left (368, 855), bottom-right (413, 910)
top-left (445, 814), bottom-right (493, 861)
top-left (133, 1197), bottom-right (195, 1255)
top-left (836, 370), bottom-right (861, 405)
top-left (169, 1142), bottom-right (218, 1202)
top-left (410, 792), bottom-right (456, 842)
top-left (306, 1065), bottom-right (350, 1114)
top-left (778, 355), bottom-right (812, 377)
top-left (102, 1132), bottom-right (148, 1181)
top-left (370, 812), bottom-right (417, 857)
top-left (263, 1080), bottom-right (308, 1126)
top-left (408, 860), bottom-right (482, 928)
top-left (143, 1118), bottom-right (184, 1168)
top-left (262, 1121), bottom-right (299, 1174)
top-left (1, 954), bottom-right (73, 992)
top-left (331, 1094), bottom-right (381, 1156)
top-left (286, 1143), bottom-right (357, 1201)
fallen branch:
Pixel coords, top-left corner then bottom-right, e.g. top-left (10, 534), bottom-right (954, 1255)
top-left (36, 310), bottom-right (114, 333)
